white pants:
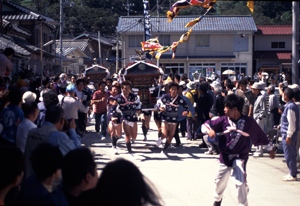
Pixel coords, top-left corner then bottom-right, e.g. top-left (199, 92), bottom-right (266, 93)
top-left (214, 160), bottom-right (249, 206)
top-left (255, 118), bottom-right (266, 155)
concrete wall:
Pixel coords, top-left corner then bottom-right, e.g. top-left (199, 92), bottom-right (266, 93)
top-left (254, 35), bottom-right (292, 51)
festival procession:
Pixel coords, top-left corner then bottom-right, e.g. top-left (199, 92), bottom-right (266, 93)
top-left (0, 0), bottom-right (300, 205)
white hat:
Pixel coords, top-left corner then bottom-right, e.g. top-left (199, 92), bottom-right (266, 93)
top-left (251, 82), bottom-right (265, 90)
top-left (288, 84), bottom-right (299, 90)
top-left (179, 81), bottom-right (187, 89)
top-left (22, 91), bottom-right (37, 103)
top-left (187, 81), bottom-right (196, 90)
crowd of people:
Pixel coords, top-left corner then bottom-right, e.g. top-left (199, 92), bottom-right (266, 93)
top-left (0, 47), bottom-right (299, 206)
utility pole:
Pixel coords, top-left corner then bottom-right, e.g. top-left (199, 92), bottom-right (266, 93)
top-left (40, 19), bottom-right (43, 77)
top-left (60, 0), bottom-right (63, 73)
top-left (292, 1), bottom-right (299, 84)
top-left (98, 30), bottom-right (102, 65)
top-left (157, 0), bottom-right (160, 67)
top-left (0, 0), bottom-right (3, 34)
top-left (116, 33), bottom-right (119, 71)
top-left (123, 0), bottom-right (134, 16)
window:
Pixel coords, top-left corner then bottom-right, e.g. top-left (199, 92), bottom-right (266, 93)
top-left (129, 35), bottom-right (143, 48)
top-left (159, 35), bottom-right (170, 46)
top-left (195, 34), bottom-right (210, 47)
top-left (221, 62), bottom-right (247, 80)
top-left (188, 63), bottom-right (216, 79)
top-left (271, 42), bottom-right (285, 49)
top-left (160, 63), bottom-right (185, 75)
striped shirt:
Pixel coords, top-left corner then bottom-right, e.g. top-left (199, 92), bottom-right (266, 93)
top-left (93, 90), bottom-right (110, 114)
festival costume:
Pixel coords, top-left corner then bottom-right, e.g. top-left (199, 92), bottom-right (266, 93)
top-left (114, 93), bottom-right (141, 125)
top-left (201, 115), bottom-right (273, 205)
top-left (156, 93), bottom-right (189, 123)
top-left (114, 92), bottom-right (141, 154)
top-left (156, 93), bottom-right (189, 152)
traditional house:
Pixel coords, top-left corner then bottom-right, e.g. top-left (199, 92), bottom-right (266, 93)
top-left (2, 0), bottom-right (57, 75)
top-left (254, 25), bottom-right (295, 78)
top-left (117, 16), bottom-right (257, 79)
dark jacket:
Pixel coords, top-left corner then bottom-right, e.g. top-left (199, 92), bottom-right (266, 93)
top-left (196, 92), bottom-right (213, 123)
top-left (211, 95), bottom-right (225, 116)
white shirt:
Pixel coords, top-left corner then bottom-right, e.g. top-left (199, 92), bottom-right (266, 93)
top-left (75, 90), bottom-right (83, 100)
top-left (16, 118), bottom-right (37, 153)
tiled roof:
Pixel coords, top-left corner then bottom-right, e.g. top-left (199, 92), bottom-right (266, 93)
top-left (117, 16), bottom-right (257, 33)
top-left (256, 25), bottom-right (292, 35)
top-left (0, 35), bottom-right (30, 56)
top-left (3, 1), bottom-right (56, 23)
top-left (55, 39), bottom-right (89, 56)
top-left (254, 51), bottom-right (292, 60)
top-left (3, 19), bottom-right (31, 36)
top-left (73, 34), bottom-right (113, 46)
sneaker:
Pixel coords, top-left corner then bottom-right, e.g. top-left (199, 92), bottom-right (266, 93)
top-left (156, 138), bottom-right (162, 147)
top-left (282, 174), bottom-right (297, 181)
top-left (113, 147), bottom-right (119, 155)
top-left (143, 136), bottom-right (147, 141)
top-left (101, 136), bottom-right (106, 141)
top-left (253, 152), bottom-right (263, 157)
top-left (131, 139), bottom-right (135, 144)
top-left (160, 151), bottom-right (167, 157)
top-left (204, 151), bottom-right (213, 155)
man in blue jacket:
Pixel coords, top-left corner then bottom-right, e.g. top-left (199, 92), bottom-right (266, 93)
top-left (281, 88), bottom-right (299, 181)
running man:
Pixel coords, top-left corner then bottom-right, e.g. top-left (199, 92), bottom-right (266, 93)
top-left (107, 84), bottom-right (122, 154)
top-left (156, 82), bottom-right (189, 156)
top-left (114, 80), bottom-right (141, 156)
top-left (201, 94), bottom-right (275, 206)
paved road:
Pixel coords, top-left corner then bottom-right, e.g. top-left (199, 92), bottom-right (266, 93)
top-left (82, 119), bottom-right (300, 206)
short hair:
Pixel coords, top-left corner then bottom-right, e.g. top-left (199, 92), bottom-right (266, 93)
top-left (76, 79), bottom-right (85, 86)
top-left (294, 88), bottom-right (300, 102)
top-left (267, 85), bottom-right (275, 94)
top-left (45, 105), bottom-right (64, 124)
top-left (224, 94), bottom-right (244, 113)
top-left (8, 88), bottom-right (22, 105)
top-left (31, 143), bottom-right (63, 182)
top-left (199, 83), bottom-right (207, 93)
top-left (0, 146), bottom-right (25, 190)
top-left (284, 87), bottom-right (294, 100)
top-left (169, 82), bottom-right (179, 90)
top-left (226, 82), bottom-right (234, 90)
top-left (62, 148), bottom-right (96, 189)
top-left (42, 77), bottom-right (50, 86)
top-left (98, 81), bottom-right (106, 88)
top-left (3, 48), bottom-right (15, 56)
top-left (60, 84), bottom-right (67, 94)
top-left (42, 89), bottom-right (59, 109)
top-left (93, 158), bottom-right (161, 206)
top-left (121, 80), bottom-right (132, 89)
top-left (214, 85), bottom-right (222, 94)
top-left (106, 78), bottom-right (113, 83)
top-left (174, 74), bottom-right (180, 82)
top-left (238, 78), bottom-right (248, 86)
top-left (71, 75), bottom-right (77, 80)
top-left (54, 76), bottom-right (60, 82)
top-left (180, 75), bottom-right (188, 82)
top-left (22, 101), bottom-right (38, 118)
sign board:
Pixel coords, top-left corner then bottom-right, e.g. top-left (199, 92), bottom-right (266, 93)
top-left (206, 68), bottom-right (214, 78)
